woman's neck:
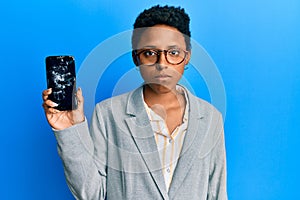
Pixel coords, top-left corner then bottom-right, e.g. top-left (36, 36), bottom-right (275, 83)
top-left (143, 84), bottom-right (184, 108)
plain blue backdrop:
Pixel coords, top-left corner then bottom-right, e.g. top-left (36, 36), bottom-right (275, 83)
top-left (1, 0), bottom-right (299, 199)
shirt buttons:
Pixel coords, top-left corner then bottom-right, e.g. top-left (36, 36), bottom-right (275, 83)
top-left (166, 168), bottom-right (171, 173)
top-left (169, 139), bottom-right (172, 143)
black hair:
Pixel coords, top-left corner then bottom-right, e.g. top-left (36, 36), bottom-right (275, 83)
top-left (132, 5), bottom-right (191, 50)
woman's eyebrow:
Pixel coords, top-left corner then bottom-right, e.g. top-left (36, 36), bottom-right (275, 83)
top-left (141, 45), bottom-right (157, 49)
top-left (140, 45), bottom-right (180, 49)
top-left (167, 45), bottom-right (180, 49)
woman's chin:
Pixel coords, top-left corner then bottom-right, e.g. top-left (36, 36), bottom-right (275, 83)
top-left (146, 83), bottom-right (176, 94)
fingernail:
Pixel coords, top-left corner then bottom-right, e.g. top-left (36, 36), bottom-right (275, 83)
top-left (52, 102), bottom-right (58, 107)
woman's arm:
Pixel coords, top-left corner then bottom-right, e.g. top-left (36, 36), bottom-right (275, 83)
top-left (54, 115), bottom-right (107, 200)
top-left (42, 88), bottom-right (107, 199)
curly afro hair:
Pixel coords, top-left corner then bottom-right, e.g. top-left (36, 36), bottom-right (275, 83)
top-left (132, 5), bottom-right (191, 50)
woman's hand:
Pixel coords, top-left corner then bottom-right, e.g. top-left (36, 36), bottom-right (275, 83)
top-left (42, 88), bottom-right (85, 130)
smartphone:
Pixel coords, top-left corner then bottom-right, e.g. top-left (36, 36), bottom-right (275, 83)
top-left (45, 55), bottom-right (77, 111)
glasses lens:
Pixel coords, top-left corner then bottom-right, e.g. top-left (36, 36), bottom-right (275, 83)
top-left (139, 50), bottom-right (158, 66)
top-left (137, 48), bottom-right (186, 66)
top-left (166, 49), bottom-right (186, 65)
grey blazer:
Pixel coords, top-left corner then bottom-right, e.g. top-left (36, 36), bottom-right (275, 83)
top-left (54, 86), bottom-right (227, 200)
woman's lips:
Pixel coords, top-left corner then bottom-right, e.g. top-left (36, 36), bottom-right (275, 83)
top-left (154, 74), bottom-right (171, 81)
top-left (155, 74), bottom-right (171, 78)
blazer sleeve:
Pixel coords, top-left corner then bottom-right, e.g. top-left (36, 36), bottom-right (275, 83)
top-left (53, 104), bottom-right (107, 200)
top-left (207, 114), bottom-right (228, 200)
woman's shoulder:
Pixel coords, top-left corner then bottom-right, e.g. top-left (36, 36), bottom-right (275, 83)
top-left (184, 87), bottom-right (222, 117)
top-left (95, 91), bottom-right (130, 108)
top-left (94, 86), bottom-right (142, 111)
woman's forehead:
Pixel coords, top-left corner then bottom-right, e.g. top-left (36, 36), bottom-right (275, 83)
top-left (137, 25), bottom-right (187, 49)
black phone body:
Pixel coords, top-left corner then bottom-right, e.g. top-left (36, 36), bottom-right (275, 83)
top-left (46, 55), bottom-right (77, 111)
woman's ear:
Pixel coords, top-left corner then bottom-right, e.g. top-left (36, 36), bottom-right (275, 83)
top-left (132, 50), bottom-right (139, 66)
top-left (185, 50), bottom-right (191, 65)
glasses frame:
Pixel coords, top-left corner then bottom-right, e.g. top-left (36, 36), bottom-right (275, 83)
top-left (133, 48), bottom-right (189, 66)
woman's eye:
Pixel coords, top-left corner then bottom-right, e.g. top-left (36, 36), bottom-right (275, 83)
top-left (143, 50), bottom-right (156, 57)
top-left (169, 49), bottom-right (180, 56)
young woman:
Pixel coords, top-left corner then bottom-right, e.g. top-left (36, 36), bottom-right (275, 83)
top-left (42, 5), bottom-right (227, 200)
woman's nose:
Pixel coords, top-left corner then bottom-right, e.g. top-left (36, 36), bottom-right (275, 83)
top-left (155, 52), bottom-right (168, 70)
top-left (155, 63), bottom-right (166, 71)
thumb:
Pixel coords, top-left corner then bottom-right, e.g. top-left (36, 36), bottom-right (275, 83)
top-left (76, 87), bottom-right (84, 111)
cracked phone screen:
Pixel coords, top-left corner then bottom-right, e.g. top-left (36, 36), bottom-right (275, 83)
top-left (46, 56), bottom-right (77, 111)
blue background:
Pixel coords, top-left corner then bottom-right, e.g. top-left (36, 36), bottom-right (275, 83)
top-left (1, 0), bottom-right (299, 199)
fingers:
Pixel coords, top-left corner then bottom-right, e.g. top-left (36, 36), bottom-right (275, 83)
top-left (76, 87), bottom-right (84, 110)
top-left (48, 107), bottom-right (60, 114)
top-left (42, 88), bottom-right (59, 109)
top-left (44, 99), bottom-right (58, 107)
top-left (42, 88), bottom-right (52, 101)
top-left (42, 99), bottom-right (59, 109)
top-left (42, 89), bottom-right (59, 114)
top-left (42, 101), bottom-right (60, 114)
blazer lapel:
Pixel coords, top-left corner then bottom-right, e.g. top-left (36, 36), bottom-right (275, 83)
top-left (124, 86), bottom-right (169, 200)
top-left (168, 90), bottom-right (208, 198)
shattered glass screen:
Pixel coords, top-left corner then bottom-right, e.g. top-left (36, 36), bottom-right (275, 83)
top-left (46, 56), bottom-right (77, 110)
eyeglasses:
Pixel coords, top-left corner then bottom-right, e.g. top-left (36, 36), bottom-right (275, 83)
top-left (134, 48), bottom-right (188, 66)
